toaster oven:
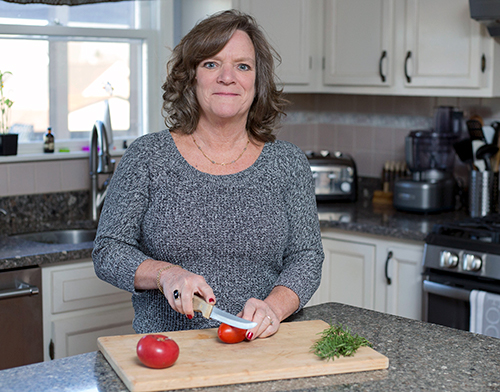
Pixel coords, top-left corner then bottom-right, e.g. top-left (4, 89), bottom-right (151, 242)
top-left (306, 151), bottom-right (357, 202)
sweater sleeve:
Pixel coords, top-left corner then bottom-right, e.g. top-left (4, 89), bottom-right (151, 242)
top-left (273, 144), bottom-right (324, 310)
top-left (92, 135), bottom-right (154, 294)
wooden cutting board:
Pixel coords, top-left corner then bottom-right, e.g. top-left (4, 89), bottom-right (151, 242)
top-left (98, 319), bottom-right (389, 392)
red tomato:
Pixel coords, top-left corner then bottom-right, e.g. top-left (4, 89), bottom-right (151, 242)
top-left (217, 323), bottom-right (247, 344)
top-left (136, 334), bottom-right (179, 369)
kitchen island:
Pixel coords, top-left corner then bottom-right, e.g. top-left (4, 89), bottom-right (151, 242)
top-left (0, 302), bottom-right (498, 392)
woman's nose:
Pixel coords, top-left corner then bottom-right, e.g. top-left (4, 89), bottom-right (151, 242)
top-left (217, 65), bottom-right (235, 84)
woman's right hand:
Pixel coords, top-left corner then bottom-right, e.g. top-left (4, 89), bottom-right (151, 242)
top-left (158, 265), bottom-right (216, 319)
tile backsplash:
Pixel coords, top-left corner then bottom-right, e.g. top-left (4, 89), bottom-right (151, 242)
top-left (278, 94), bottom-right (500, 179)
top-left (2, 93), bottom-right (500, 197)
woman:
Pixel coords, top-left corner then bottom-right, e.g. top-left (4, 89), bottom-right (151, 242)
top-left (92, 10), bottom-right (323, 340)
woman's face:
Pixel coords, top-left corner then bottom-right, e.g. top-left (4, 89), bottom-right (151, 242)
top-left (195, 29), bottom-right (256, 126)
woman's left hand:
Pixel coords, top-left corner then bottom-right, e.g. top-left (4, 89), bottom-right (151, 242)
top-left (237, 298), bottom-right (280, 340)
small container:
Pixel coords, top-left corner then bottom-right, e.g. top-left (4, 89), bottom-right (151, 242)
top-left (469, 170), bottom-right (499, 217)
top-left (43, 127), bottom-right (54, 153)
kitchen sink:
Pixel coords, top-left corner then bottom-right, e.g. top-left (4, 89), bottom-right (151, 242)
top-left (11, 229), bottom-right (97, 245)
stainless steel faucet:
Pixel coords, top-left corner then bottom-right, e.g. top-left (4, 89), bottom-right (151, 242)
top-left (89, 120), bottom-right (115, 222)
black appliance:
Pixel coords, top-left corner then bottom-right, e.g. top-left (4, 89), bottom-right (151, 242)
top-left (306, 151), bottom-right (357, 202)
top-left (469, 0), bottom-right (500, 37)
top-left (422, 215), bottom-right (500, 332)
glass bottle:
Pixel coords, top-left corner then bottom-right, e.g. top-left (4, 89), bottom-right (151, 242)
top-left (44, 127), bottom-right (54, 153)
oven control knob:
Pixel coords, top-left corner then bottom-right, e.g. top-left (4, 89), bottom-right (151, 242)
top-left (440, 251), bottom-right (458, 268)
top-left (463, 254), bottom-right (482, 272)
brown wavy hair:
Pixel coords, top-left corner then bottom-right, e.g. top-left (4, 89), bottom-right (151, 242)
top-left (161, 9), bottom-right (288, 143)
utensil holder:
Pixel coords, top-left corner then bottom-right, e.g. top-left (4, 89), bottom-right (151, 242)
top-left (469, 171), bottom-right (499, 217)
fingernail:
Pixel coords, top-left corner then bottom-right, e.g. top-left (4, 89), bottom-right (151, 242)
top-left (209, 298), bottom-right (215, 304)
top-left (187, 314), bottom-right (193, 320)
top-left (246, 332), bottom-right (253, 340)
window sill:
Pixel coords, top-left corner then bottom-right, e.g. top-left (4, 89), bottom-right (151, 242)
top-left (0, 148), bottom-right (126, 164)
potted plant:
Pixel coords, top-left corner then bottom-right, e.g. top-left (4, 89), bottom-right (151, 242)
top-left (0, 70), bottom-right (17, 156)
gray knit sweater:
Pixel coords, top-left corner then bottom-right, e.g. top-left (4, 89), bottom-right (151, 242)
top-left (92, 130), bottom-right (324, 333)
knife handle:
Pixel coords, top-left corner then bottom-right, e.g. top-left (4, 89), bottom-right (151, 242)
top-left (193, 294), bottom-right (213, 319)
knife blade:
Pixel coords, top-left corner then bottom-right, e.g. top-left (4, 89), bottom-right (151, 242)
top-left (192, 294), bottom-right (257, 329)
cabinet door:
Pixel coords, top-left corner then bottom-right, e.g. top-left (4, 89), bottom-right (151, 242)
top-left (404, 0), bottom-right (482, 88)
top-left (379, 244), bottom-right (423, 320)
top-left (323, 0), bottom-right (395, 87)
top-left (47, 261), bottom-right (131, 314)
top-left (237, 0), bottom-right (312, 85)
top-left (49, 304), bottom-right (135, 359)
top-left (307, 237), bottom-right (376, 309)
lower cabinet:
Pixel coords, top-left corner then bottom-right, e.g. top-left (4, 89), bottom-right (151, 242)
top-left (307, 230), bottom-right (424, 321)
top-left (42, 259), bottom-right (135, 361)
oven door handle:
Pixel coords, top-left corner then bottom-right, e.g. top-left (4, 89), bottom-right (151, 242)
top-left (423, 280), bottom-right (471, 302)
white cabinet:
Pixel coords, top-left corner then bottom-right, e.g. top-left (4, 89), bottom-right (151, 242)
top-left (322, 0), bottom-right (497, 96)
top-left (234, 0), bottom-right (320, 90)
top-left (323, 0), bottom-right (395, 88)
top-left (42, 260), bottom-right (135, 361)
top-left (308, 230), bottom-right (424, 321)
top-left (403, 0), bottom-right (482, 89)
top-left (308, 237), bottom-right (376, 309)
top-left (236, 0), bottom-right (500, 96)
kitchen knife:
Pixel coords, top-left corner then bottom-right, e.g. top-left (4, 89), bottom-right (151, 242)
top-left (193, 294), bottom-right (257, 329)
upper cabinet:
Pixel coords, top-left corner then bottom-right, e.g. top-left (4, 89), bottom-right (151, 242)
top-left (235, 0), bottom-right (500, 97)
top-left (403, 0), bottom-right (482, 89)
top-left (323, 0), bottom-right (395, 88)
top-left (235, 0), bottom-right (315, 87)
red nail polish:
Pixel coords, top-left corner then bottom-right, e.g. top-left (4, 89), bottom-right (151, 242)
top-left (246, 332), bottom-right (253, 340)
top-left (187, 314), bottom-right (193, 320)
top-left (209, 298), bottom-right (215, 304)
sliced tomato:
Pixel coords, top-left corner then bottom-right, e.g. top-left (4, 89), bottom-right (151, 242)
top-left (217, 323), bottom-right (247, 344)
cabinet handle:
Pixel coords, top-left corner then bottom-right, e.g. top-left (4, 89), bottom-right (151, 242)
top-left (379, 50), bottom-right (387, 82)
top-left (384, 251), bottom-right (393, 285)
top-left (404, 51), bottom-right (412, 83)
top-left (481, 54), bottom-right (486, 73)
top-left (49, 339), bottom-right (55, 360)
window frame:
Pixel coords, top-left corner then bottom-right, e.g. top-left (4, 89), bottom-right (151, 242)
top-left (0, 0), bottom-right (171, 162)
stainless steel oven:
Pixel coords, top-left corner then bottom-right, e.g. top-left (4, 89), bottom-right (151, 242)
top-left (0, 266), bottom-right (43, 369)
top-left (422, 217), bottom-right (500, 335)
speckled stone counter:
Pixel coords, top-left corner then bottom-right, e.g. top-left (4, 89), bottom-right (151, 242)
top-left (0, 302), bottom-right (498, 392)
top-left (0, 193), bottom-right (469, 270)
top-left (317, 197), bottom-right (469, 242)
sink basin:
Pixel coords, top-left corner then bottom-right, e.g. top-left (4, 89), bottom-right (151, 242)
top-left (11, 229), bottom-right (97, 245)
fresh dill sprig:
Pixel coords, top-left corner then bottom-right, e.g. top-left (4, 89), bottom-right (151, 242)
top-left (311, 323), bottom-right (372, 361)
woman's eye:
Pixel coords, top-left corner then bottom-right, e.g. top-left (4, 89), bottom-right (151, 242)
top-left (238, 64), bottom-right (251, 71)
top-left (203, 61), bottom-right (217, 69)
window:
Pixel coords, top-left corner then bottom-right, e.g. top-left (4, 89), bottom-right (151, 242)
top-left (0, 0), bottom-right (159, 155)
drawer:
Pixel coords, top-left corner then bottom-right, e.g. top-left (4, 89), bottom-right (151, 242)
top-left (43, 259), bottom-right (131, 314)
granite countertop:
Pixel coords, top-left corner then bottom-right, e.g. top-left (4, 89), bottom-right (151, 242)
top-left (0, 302), bottom-right (498, 392)
top-left (0, 196), bottom-right (470, 271)
top-left (318, 195), bottom-right (468, 242)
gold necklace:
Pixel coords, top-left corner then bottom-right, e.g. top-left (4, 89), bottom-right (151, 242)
top-left (191, 135), bottom-right (250, 166)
